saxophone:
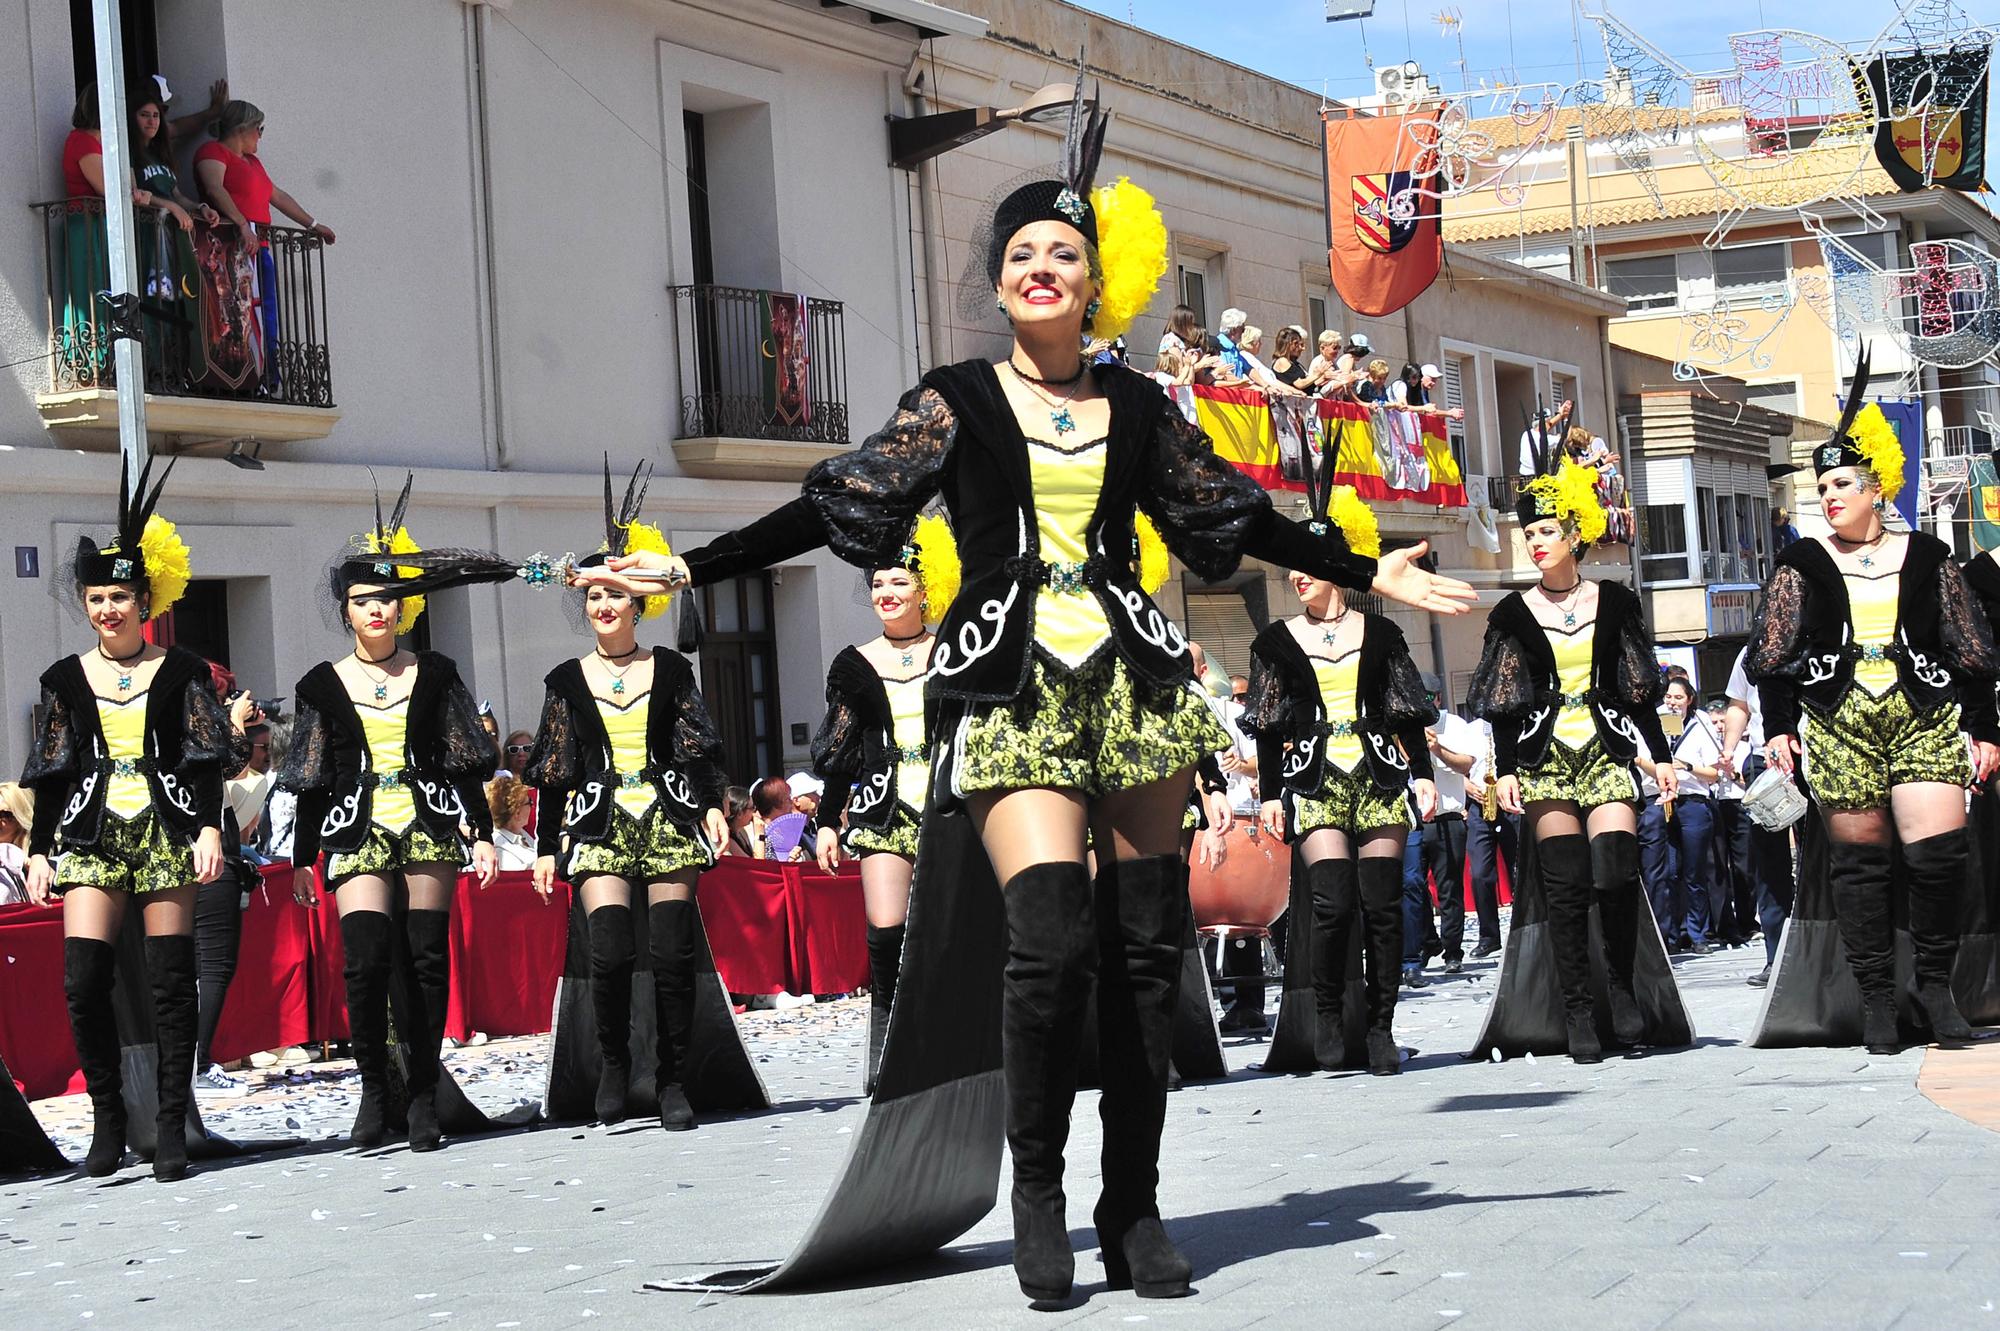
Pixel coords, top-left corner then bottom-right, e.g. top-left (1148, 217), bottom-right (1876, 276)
top-left (1481, 732), bottom-right (1499, 821)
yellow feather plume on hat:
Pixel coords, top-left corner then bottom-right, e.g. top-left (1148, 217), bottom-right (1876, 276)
top-left (136, 515), bottom-right (191, 618)
top-left (909, 512), bottom-right (960, 620)
top-left (1328, 486), bottom-right (1381, 558)
top-left (622, 520), bottom-right (675, 621)
top-left (1134, 511), bottom-right (1170, 594)
top-left (1846, 402), bottom-right (1904, 502)
top-left (363, 527), bottom-right (426, 635)
top-left (1089, 177), bottom-right (1168, 343)
top-left (1523, 460), bottom-right (1608, 547)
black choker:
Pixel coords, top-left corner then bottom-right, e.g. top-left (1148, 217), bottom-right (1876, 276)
top-left (97, 642), bottom-right (148, 665)
top-left (1009, 358), bottom-right (1087, 389)
top-left (884, 629), bottom-right (928, 645)
top-left (595, 646), bottom-right (642, 661)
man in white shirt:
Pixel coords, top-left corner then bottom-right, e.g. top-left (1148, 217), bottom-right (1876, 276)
top-left (1721, 645), bottom-right (1794, 986)
top-left (1403, 694), bottom-right (1482, 974)
top-left (1665, 677), bottom-right (1721, 953)
top-left (1704, 696), bottom-right (1756, 949)
top-left (1516, 398), bottom-right (1574, 477)
top-left (1190, 643), bottom-right (1270, 1031)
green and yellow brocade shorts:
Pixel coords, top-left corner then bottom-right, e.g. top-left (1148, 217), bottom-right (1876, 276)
top-left (325, 822), bottom-right (465, 887)
top-left (846, 805), bottom-right (922, 859)
top-left (567, 803), bottom-right (712, 882)
top-left (1516, 738), bottom-right (1640, 810)
top-left (1291, 763), bottom-right (1411, 838)
top-left (55, 810), bottom-right (195, 897)
top-left (1803, 688), bottom-right (1968, 813)
top-left (950, 652), bottom-right (1229, 800)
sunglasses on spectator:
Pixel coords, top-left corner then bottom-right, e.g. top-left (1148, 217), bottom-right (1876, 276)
top-left (505, 743), bottom-right (533, 755)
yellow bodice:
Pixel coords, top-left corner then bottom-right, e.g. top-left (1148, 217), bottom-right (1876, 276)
top-left (96, 694), bottom-right (151, 820)
top-left (884, 674), bottom-right (929, 815)
top-left (1547, 624), bottom-right (1597, 748)
top-left (596, 692), bottom-right (656, 818)
top-left (1310, 651), bottom-right (1366, 772)
top-left (1845, 572), bottom-right (1899, 696)
top-left (1027, 437), bottom-right (1114, 670)
top-left (357, 698), bottom-right (416, 832)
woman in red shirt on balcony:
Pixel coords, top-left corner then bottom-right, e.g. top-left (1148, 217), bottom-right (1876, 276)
top-left (194, 100), bottom-right (336, 389)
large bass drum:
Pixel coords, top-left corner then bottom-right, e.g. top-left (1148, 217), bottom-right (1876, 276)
top-left (1188, 822), bottom-right (1290, 937)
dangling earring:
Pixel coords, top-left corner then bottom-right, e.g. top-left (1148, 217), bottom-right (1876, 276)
top-left (994, 293), bottom-right (1007, 313)
top-left (1085, 297), bottom-right (1102, 324)
top-left (1873, 497), bottom-right (1886, 511)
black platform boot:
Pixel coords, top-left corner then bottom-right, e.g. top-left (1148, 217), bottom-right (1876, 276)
top-left (1540, 834), bottom-right (1601, 1064)
top-left (1094, 855), bottom-right (1195, 1300)
top-left (1904, 830), bottom-right (1976, 1042)
top-left (587, 905), bottom-right (635, 1123)
top-left (1591, 831), bottom-right (1647, 1047)
top-left (404, 909), bottom-right (452, 1152)
top-left (146, 935), bottom-right (198, 1182)
top-left (864, 922), bottom-right (904, 1095)
top-left (1000, 862), bottom-right (1097, 1304)
top-left (1829, 841), bottom-right (1899, 1054)
top-left (1306, 857), bottom-right (1357, 1070)
top-left (64, 938), bottom-right (126, 1177)
top-left (340, 911), bottom-right (394, 1147)
top-left (1357, 856), bottom-right (1404, 1076)
top-left (648, 900), bottom-right (698, 1132)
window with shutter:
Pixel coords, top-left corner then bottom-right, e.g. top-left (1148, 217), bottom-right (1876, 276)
top-left (1183, 582), bottom-right (1266, 680)
top-left (1443, 356), bottom-right (1470, 477)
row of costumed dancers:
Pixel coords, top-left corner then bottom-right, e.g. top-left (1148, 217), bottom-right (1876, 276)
top-left (12, 71), bottom-right (1999, 1309)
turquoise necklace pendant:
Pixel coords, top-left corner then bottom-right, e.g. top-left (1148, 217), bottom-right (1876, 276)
top-left (1050, 405), bottom-right (1076, 435)
top-left (117, 673), bottom-right (133, 692)
top-left (374, 683), bottom-right (389, 702)
top-left (612, 677), bottom-right (626, 696)
top-left (1562, 610), bottom-right (1577, 629)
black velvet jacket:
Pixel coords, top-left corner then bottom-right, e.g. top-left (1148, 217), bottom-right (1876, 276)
top-left (1964, 550), bottom-right (2000, 724)
top-left (20, 647), bottom-right (235, 858)
top-left (277, 653), bottom-right (496, 870)
top-left (1747, 533), bottom-right (2000, 744)
top-left (811, 646), bottom-right (927, 829)
top-left (682, 359), bottom-right (1379, 704)
top-left (1466, 580), bottom-right (1670, 776)
top-left (1238, 615), bottom-right (1437, 797)
top-left (521, 651), bottom-right (727, 860)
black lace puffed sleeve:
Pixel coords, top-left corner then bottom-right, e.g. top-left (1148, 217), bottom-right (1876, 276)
top-left (1142, 405), bottom-right (1377, 589)
top-left (521, 687), bottom-right (577, 860)
top-left (177, 676), bottom-right (234, 833)
top-left (1745, 563), bottom-right (1809, 741)
top-left (810, 673), bottom-right (866, 825)
top-left (673, 678), bottom-right (729, 816)
top-left (1237, 644), bottom-right (1293, 798)
top-left (20, 685), bottom-right (77, 859)
top-left (1467, 620), bottom-right (1536, 777)
top-left (1609, 596), bottom-right (1670, 761)
top-left (276, 699), bottom-right (334, 795)
top-left (1937, 558), bottom-right (2000, 744)
top-left (802, 387), bottom-right (957, 571)
top-left (1379, 634), bottom-right (1439, 781)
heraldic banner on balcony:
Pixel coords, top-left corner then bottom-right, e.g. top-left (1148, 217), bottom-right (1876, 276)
top-left (1322, 107), bottom-right (1443, 318)
top-left (1858, 44), bottom-right (1990, 193)
top-left (1168, 385), bottom-right (1465, 507)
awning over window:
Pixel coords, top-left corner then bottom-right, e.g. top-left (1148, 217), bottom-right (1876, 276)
top-left (815, 0), bottom-right (986, 40)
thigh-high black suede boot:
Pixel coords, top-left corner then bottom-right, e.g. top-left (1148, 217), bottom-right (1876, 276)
top-left (403, 909), bottom-right (452, 1152)
top-left (1829, 841), bottom-right (1899, 1053)
top-left (648, 900), bottom-right (699, 1131)
top-left (1591, 831), bottom-right (1647, 1046)
top-left (864, 922), bottom-right (904, 1094)
top-left (1306, 857), bottom-right (1357, 1070)
top-left (1357, 856), bottom-right (1404, 1075)
top-left (340, 911), bottom-right (394, 1147)
top-left (64, 938), bottom-right (126, 1177)
top-left (1539, 834), bottom-right (1600, 1063)
top-left (146, 935), bottom-right (198, 1182)
top-left (1904, 830), bottom-right (1975, 1041)
top-left (588, 905), bottom-right (635, 1122)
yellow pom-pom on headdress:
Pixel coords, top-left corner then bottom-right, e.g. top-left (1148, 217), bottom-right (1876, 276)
top-left (905, 512), bottom-right (961, 620)
top-left (362, 526), bottom-right (426, 635)
top-left (136, 515), bottom-right (192, 618)
top-left (1328, 486), bottom-right (1382, 559)
top-left (1133, 511), bottom-right (1171, 594)
top-left (1846, 402), bottom-right (1904, 502)
top-left (1089, 177), bottom-right (1168, 342)
top-left (620, 520), bottom-right (675, 621)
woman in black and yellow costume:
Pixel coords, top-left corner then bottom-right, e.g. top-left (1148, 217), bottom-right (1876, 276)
top-left (1747, 351), bottom-right (2000, 1053)
top-left (1954, 475), bottom-right (2000, 1025)
top-left (1468, 460), bottom-right (1693, 1065)
top-left (22, 458), bottom-right (234, 1181)
top-left (585, 76), bottom-right (1473, 1304)
top-left (810, 514), bottom-right (955, 1094)
top-left (278, 477), bottom-right (517, 1151)
top-left (523, 465), bottom-right (731, 1132)
top-left (1242, 480), bottom-right (1437, 1077)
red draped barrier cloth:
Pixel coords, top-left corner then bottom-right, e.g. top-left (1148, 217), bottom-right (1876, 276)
top-left (0, 859), bottom-right (869, 1100)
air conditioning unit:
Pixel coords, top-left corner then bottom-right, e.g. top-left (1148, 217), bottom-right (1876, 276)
top-left (1376, 60), bottom-right (1431, 107)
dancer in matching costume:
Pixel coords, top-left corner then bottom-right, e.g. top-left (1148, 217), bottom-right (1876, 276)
top-left (276, 476), bottom-right (521, 1150)
top-left (22, 458), bottom-right (238, 1181)
top-left (810, 515), bottom-right (954, 1093)
top-left (1242, 480), bottom-right (1437, 1076)
top-left (1468, 459), bottom-right (1693, 1064)
top-left (581, 75), bottom-right (1474, 1302)
top-left (522, 464), bottom-right (730, 1131)
top-left (1747, 350), bottom-right (2000, 1053)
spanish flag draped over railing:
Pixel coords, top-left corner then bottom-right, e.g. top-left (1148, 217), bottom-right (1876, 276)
top-left (1166, 384), bottom-right (1466, 508)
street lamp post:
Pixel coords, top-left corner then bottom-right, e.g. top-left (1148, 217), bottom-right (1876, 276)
top-left (90, 0), bottom-right (151, 482)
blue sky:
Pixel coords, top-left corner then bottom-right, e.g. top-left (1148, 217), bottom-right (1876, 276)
top-left (1064, 0), bottom-right (1934, 100)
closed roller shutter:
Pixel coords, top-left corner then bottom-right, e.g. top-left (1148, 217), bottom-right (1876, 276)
top-left (1184, 585), bottom-right (1262, 680)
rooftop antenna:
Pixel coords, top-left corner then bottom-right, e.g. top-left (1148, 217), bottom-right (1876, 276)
top-left (1435, 8), bottom-right (1469, 92)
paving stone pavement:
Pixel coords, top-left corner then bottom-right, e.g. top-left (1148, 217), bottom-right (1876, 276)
top-left (5, 936), bottom-right (1998, 1331)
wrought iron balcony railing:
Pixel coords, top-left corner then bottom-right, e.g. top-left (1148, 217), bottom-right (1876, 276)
top-left (32, 197), bottom-right (334, 408)
top-left (670, 284), bottom-right (849, 446)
